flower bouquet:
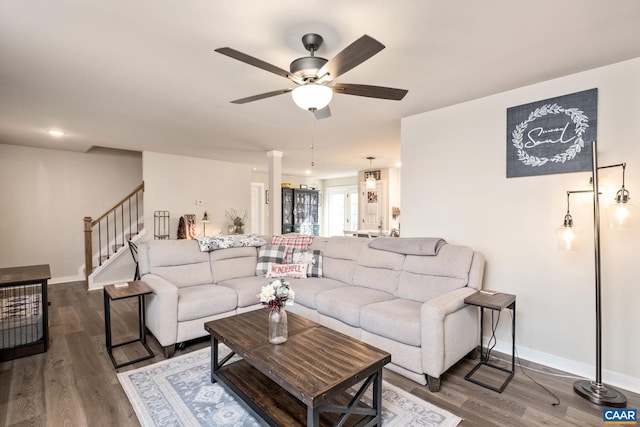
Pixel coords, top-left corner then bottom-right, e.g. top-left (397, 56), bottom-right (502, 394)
top-left (259, 279), bottom-right (295, 311)
top-left (259, 279), bottom-right (294, 344)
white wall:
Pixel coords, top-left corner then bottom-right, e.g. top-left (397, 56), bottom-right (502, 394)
top-left (142, 152), bottom-right (252, 240)
top-left (402, 58), bottom-right (640, 392)
top-left (0, 144), bottom-right (142, 282)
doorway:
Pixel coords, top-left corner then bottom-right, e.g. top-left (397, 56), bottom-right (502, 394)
top-left (250, 183), bottom-right (265, 235)
top-left (326, 185), bottom-right (358, 236)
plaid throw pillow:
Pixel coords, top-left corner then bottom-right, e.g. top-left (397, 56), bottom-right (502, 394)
top-left (272, 235), bottom-right (313, 250)
top-left (256, 245), bottom-right (287, 275)
top-left (292, 248), bottom-right (323, 277)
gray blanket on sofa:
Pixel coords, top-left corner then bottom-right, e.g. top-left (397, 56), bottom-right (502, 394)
top-left (368, 237), bottom-right (446, 256)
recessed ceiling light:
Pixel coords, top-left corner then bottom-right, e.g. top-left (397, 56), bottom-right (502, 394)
top-left (48, 129), bottom-right (65, 137)
top-left (305, 169), bottom-right (311, 175)
top-left (395, 162), bottom-right (402, 168)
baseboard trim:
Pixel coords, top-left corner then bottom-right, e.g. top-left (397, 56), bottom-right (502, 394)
top-left (489, 338), bottom-right (640, 395)
top-left (49, 274), bottom-right (85, 285)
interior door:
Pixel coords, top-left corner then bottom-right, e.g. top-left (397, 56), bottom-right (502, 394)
top-left (250, 183), bottom-right (265, 234)
top-left (360, 180), bottom-right (387, 231)
top-left (327, 186), bottom-right (358, 236)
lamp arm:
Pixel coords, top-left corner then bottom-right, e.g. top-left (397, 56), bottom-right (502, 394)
top-left (597, 162), bottom-right (629, 202)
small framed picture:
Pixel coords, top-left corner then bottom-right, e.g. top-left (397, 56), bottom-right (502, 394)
top-left (299, 184), bottom-right (308, 189)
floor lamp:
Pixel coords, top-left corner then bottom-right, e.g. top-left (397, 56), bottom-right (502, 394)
top-left (202, 211), bottom-right (210, 237)
top-left (556, 140), bottom-right (632, 407)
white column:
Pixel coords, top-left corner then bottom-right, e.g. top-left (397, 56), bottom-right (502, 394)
top-left (267, 151), bottom-right (282, 234)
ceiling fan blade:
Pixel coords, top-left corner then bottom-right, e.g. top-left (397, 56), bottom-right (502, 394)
top-left (332, 83), bottom-right (408, 100)
top-left (317, 35), bottom-right (385, 80)
top-left (230, 89), bottom-right (292, 104)
top-left (215, 47), bottom-right (301, 83)
top-left (313, 106), bottom-right (331, 120)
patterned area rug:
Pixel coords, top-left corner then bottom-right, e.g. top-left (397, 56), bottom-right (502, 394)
top-left (118, 346), bottom-right (462, 427)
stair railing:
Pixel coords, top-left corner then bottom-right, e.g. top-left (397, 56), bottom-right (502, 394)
top-left (84, 182), bottom-right (144, 278)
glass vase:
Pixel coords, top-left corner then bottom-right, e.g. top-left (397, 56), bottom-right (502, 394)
top-left (268, 307), bottom-right (288, 344)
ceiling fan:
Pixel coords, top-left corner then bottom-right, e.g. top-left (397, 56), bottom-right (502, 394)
top-left (215, 33), bottom-right (408, 119)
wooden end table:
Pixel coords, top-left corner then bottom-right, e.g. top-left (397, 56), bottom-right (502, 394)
top-left (464, 290), bottom-right (516, 393)
top-left (205, 310), bottom-right (391, 426)
top-left (103, 281), bottom-right (154, 368)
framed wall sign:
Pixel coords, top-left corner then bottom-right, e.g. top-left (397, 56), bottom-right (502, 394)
top-left (506, 88), bottom-right (597, 178)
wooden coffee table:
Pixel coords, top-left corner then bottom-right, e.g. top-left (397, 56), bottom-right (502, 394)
top-left (204, 310), bottom-right (391, 426)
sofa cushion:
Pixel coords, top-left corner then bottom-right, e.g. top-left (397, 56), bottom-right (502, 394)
top-left (177, 284), bottom-right (237, 322)
top-left (146, 239), bottom-right (209, 267)
top-left (309, 236), bottom-right (329, 252)
top-left (218, 275), bottom-right (272, 308)
top-left (255, 245), bottom-right (287, 275)
top-left (143, 240), bottom-right (213, 288)
top-left (292, 249), bottom-right (323, 277)
top-left (397, 244), bottom-right (474, 302)
top-left (286, 277), bottom-right (349, 309)
top-left (316, 286), bottom-right (395, 328)
top-left (324, 236), bottom-right (365, 260)
top-left (266, 263), bottom-right (307, 279)
top-left (360, 299), bottom-right (422, 347)
top-left (151, 263), bottom-right (213, 289)
top-left (322, 237), bottom-right (366, 283)
top-left (211, 247), bottom-right (259, 283)
top-left (352, 245), bottom-right (404, 294)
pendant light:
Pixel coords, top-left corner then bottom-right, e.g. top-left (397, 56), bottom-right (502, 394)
top-left (604, 162), bottom-right (637, 229)
top-left (366, 156), bottom-right (376, 190)
top-left (556, 191), bottom-right (580, 251)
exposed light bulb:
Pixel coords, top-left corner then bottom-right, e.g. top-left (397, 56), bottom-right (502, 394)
top-left (556, 225), bottom-right (578, 251)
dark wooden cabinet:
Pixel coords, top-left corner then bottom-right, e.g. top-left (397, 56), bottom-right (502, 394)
top-left (282, 188), bottom-right (294, 234)
top-left (281, 188), bottom-right (319, 235)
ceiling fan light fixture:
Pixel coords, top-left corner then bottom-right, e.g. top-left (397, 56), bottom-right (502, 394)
top-left (291, 84), bottom-right (333, 111)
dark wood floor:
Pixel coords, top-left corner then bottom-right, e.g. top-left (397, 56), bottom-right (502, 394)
top-left (1, 281), bottom-right (638, 426)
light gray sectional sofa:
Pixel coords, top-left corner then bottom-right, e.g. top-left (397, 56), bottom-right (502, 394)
top-left (137, 235), bottom-right (485, 391)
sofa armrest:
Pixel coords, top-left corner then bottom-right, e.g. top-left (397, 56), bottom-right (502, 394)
top-left (141, 273), bottom-right (179, 347)
top-left (467, 251), bottom-right (486, 291)
top-left (421, 287), bottom-right (479, 377)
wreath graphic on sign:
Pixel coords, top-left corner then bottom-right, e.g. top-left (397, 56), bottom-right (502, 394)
top-left (511, 103), bottom-right (588, 167)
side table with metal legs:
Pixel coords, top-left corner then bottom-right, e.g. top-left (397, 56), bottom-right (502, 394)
top-left (104, 281), bottom-right (155, 369)
top-left (464, 291), bottom-right (516, 393)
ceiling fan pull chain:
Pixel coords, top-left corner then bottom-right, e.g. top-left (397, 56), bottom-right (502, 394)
top-left (311, 113), bottom-right (315, 167)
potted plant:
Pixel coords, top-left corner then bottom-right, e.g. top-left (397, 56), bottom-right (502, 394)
top-left (225, 208), bottom-right (246, 234)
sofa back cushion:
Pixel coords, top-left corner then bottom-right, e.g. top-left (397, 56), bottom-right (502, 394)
top-left (321, 236), bottom-right (366, 284)
top-left (397, 244), bottom-right (474, 302)
top-left (142, 240), bottom-right (213, 288)
top-left (309, 237), bottom-right (329, 252)
top-left (352, 245), bottom-right (404, 293)
top-left (211, 246), bottom-right (259, 283)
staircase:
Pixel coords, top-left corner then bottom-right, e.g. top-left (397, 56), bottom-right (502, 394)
top-left (83, 182), bottom-right (144, 286)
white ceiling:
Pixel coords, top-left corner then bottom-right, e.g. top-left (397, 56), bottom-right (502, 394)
top-left (2, 1), bottom-right (640, 178)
